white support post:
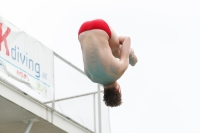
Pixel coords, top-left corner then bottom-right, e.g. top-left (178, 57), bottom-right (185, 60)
top-left (24, 121), bottom-right (33, 133)
top-left (98, 84), bottom-right (102, 133)
top-left (93, 93), bottom-right (96, 133)
top-left (22, 118), bottom-right (39, 133)
top-left (52, 52), bottom-right (56, 123)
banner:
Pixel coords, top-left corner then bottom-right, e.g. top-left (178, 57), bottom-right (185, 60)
top-left (0, 16), bottom-right (53, 100)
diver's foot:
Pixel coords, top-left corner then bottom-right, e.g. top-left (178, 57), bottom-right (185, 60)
top-left (129, 49), bottom-right (138, 66)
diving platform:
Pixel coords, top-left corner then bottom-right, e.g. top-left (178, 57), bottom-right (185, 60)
top-left (0, 79), bottom-right (93, 133)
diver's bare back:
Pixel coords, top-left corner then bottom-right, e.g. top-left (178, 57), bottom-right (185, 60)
top-left (79, 30), bottom-right (119, 85)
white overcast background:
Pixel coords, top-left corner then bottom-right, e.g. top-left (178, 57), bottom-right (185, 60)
top-left (1, 0), bottom-right (200, 133)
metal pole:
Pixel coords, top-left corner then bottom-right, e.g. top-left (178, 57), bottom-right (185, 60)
top-left (44, 90), bottom-right (103, 104)
top-left (98, 84), bottom-right (102, 133)
top-left (24, 121), bottom-right (33, 133)
top-left (54, 52), bottom-right (86, 76)
top-left (52, 52), bottom-right (56, 123)
top-left (93, 93), bottom-right (96, 133)
top-left (108, 108), bottom-right (112, 133)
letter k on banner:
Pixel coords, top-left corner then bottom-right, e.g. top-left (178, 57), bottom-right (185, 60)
top-left (0, 23), bottom-right (11, 56)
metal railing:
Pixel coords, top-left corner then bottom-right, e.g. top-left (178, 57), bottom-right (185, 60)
top-left (48, 52), bottom-right (110, 133)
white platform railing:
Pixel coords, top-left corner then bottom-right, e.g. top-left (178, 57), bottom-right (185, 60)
top-left (49, 52), bottom-right (111, 133)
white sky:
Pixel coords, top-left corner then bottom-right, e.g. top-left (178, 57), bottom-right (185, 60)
top-left (1, 0), bottom-right (200, 132)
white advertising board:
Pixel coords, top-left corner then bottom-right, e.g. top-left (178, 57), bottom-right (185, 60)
top-left (0, 16), bottom-right (53, 100)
